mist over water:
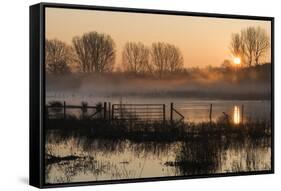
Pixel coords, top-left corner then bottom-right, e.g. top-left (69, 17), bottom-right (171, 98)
top-left (46, 68), bottom-right (271, 100)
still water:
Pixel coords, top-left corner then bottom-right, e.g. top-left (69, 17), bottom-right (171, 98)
top-left (45, 132), bottom-right (271, 184)
top-left (46, 94), bottom-right (271, 123)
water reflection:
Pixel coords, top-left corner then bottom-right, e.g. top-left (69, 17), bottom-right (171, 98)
top-left (45, 130), bottom-right (271, 184)
top-left (233, 105), bottom-right (241, 124)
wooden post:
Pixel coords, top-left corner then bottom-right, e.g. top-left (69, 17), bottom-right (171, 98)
top-left (111, 104), bottom-right (114, 120)
top-left (170, 102), bottom-right (174, 122)
top-left (108, 102), bottom-right (111, 120)
top-left (81, 102), bottom-right (84, 119)
top-left (209, 104), bottom-right (212, 123)
top-left (163, 104), bottom-right (166, 122)
top-left (241, 104), bottom-right (244, 125)
top-left (63, 101), bottom-right (66, 120)
top-left (104, 102), bottom-right (107, 120)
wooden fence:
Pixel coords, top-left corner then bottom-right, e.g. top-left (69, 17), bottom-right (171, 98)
top-left (111, 104), bottom-right (165, 122)
top-left (46, 101), bottom-right (246, 124)
top-left (46, 101), bottom-right (107, 120)
top-left (46, 101), bottom-right (185, 123)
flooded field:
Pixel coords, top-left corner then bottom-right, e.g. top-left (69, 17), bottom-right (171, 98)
top-left (45, 131), bottom-right (271, 184)
top-left (45, 94), bottom-right (271, 184)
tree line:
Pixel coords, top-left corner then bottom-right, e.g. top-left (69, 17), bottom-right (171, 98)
top-left (46, 31), bottom-right (183, 77)
top-left (46, 26), bottom-right (270, 76)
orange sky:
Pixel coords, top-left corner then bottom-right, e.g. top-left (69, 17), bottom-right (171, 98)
top-left (46, 7), bottom-right (271, 68)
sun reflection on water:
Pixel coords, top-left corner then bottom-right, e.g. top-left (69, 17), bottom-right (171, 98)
top-left (233, 105), bottom-right (240, 124)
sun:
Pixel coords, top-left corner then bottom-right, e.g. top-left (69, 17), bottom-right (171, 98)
top-left (233, 57), bottom-right (241, 65)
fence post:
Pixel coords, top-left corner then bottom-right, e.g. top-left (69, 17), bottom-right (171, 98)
top-left (111, 104), bottom-right (114, 120)
top-left (209, 104), bottom-right (212, 123)
top-left (63, 101), bottom-right (66, 120)
top-left (104, 102), bottom-right (107, 120)
top-left (241, 104), bottom-right (244, 125)
top-left (108, 102), bottom-right (111, 120)
top-left (163, 104), bottom-right (166, 122)
top-left (170, 102), bottom-right (173, 122)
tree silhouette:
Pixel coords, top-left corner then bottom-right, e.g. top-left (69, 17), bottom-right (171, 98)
top-left (151, 42), bottom-right (183, 77)
top-left (230, 26), bottom-right (270, 67)
top-left (242, 27), bottom-right (257, 66)
top-left (72, 32), bottom-right (115, 73)
top-left (230, 34), bottom-right (246, 66)
top-left (253, 27), bottom-right (270, 65)
top-left (45, 39), bottom-right (73, 74)
top-left (166, 44), bottom-right (184, 73)
top-left (122, 42), bottom-right (152, 74)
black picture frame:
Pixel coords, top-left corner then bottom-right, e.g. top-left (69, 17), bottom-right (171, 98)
top-left (30, 2), bottom-right (274, 188)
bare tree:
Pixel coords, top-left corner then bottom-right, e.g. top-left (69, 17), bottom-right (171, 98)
top-left (253, 27), bottom-right (270, 65)
top-left (166, 44), bottom-right (184, 73)
top-left (45, 39), bottom-right (73, 74)
top-left (72, 32), bottom-right (116, 73)
top-left (151, 42), bottom-right (183, 77)
top-left (122, 42), bottom-right (151, 74)
top-left (151, 42), bottom-right (167, 78)
top-left (230, 34), bottom-right (246, 66)
top-left (242, 27), bottom-right (257, 66)
top-left (230, 34), bottom-right (241, 56)
top-left (72, 37), bottom-right (90, 73)
top-left (230, 26), bottom-right (270, 67)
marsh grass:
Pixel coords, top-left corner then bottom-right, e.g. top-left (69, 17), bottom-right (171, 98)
top-left (45, 114), bottom-right (270, 142)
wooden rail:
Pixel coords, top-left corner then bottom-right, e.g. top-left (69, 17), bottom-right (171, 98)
top-left (46, 101), bottom-right (248, 125)
top-left (111, 104), bottom-right (166, 122)
top-left (170, 102), bottom-right (184, 122)
top-left (46, 101), bottom-right (186, 123)
top-left (46, 101), bottom-right (106, 120)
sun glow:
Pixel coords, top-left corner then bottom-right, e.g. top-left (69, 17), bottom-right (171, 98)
top-left (233, 57), bottom-right (241, 65)
top-left (233, 106), bottom-right (240, 124)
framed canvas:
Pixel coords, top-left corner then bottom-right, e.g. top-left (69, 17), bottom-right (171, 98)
top-left (29, 2), bottom-right (274, 188)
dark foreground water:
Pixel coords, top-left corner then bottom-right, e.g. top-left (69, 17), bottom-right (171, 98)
top-left (45, 130), bottom-right (271, 184)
